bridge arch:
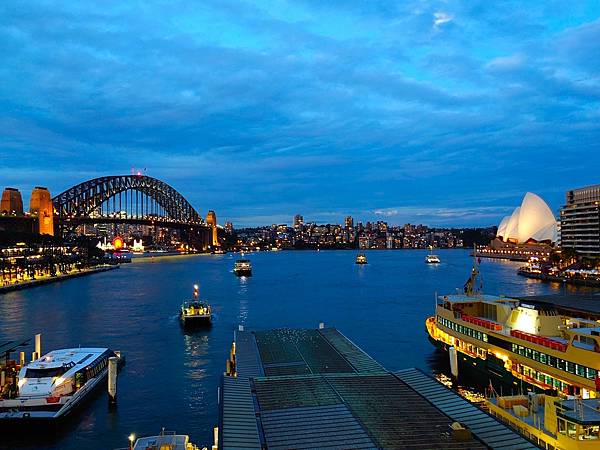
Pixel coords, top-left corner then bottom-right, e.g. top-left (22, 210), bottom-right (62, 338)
top-left (52, 175), bottom-right (204, 225)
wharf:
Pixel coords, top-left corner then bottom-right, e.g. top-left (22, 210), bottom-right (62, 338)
top-left (0, 265), bottom-right (119, 294)
top-left (517, 270), bottom-right (600, 288)
top-left (220, 327), bottom-right (537, 450)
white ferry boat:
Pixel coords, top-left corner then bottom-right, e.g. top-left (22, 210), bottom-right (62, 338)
top-left (0, 347), bottom-right (122, 421)
top-left (180, 285), bottom-right (212, 327)
top-left (425, 254), bottom-right (441, 264)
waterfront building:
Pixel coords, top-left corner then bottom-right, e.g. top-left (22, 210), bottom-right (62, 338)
top-left (478, 192), bottom-right (557, 261)
top-left (560, 184), bottom-right (600, 256)
top-left (29, 186), bottom-right (54, 236)
top-left (1, 188), bottom-right (24, 216)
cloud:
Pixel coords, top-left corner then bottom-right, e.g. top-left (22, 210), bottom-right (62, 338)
top-left (0, 2), bottom-right (599, 226)
top-left (433, 11), bottom-right (453, 29)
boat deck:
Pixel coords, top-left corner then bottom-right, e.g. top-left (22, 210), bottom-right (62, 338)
top-left (220, 327), bottom-right (535, 449)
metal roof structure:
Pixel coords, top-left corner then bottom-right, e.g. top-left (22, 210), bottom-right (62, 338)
top-left (220, 327), bottom-right (536, 449)
top-left (516, 293), bottom-right (600, 319)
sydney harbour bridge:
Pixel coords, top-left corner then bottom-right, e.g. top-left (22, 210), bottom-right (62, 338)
top-left (51, 175), bottom-right (212, 247)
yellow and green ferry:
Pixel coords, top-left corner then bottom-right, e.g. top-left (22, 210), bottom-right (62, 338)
top-left (426, 264), bottom-right (600, 401)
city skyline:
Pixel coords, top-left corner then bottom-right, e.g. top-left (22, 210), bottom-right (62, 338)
top-left (2, 2), bottom-right (600, 227)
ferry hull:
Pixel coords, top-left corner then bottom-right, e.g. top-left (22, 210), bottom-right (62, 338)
top-left (234, 269), bottom-right (252, 277)
top-left (180, 314), bottom-right (212, 327)
top-left (427, 333), bottom-right (542, 396)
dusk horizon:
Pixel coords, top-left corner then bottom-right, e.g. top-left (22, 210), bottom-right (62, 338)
top-left (2, 1), bottom-right (600, 226)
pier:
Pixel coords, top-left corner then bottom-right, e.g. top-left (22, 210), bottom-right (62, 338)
top-left (0, 264), bottom-right (119, 294)
top-left (219, 326), bottom-right (536, 449)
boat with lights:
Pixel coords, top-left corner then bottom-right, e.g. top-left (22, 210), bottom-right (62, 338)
top-left (355, 253), bottom-right (367, 265)
top-left (128, 429), bottom-right (200, 450)
top-left (0, 347), bottom-right (123, 421)
top-left (426, 258), bottom-right (600, 400)
top-left (180, 284), bottom-right (212, 327)
top-left (425, 246), bottom-right (441, 264)
top-left (233, 259), bottom-right (252, 277)
top-left (486, 391), bottom-right (600, 449)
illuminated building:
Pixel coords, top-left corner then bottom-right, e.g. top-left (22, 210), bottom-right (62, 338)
top-left (29, 187), bottom-right (54, 236)
top-left (478, 192), bottom-right (557, 261)
top-left (1, 188), bottom-right (24, 216)
top-left (344, 216), bottom-right (353, 229)
top-left (560, 184), bottom-right (600, 256)
top-left (293, 214), bottom-right (303, 229)
top-left (206, 210), bottom-right (218, 247)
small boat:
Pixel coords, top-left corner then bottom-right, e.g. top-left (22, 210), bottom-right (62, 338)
top-left (180, 285), bottom-right (211, 327)
top-left (355, 253), bottom-right (367, 265)
top-left (425, 246), bottom-right (440, 264)
top-left (425, 254), bottom-right (441, 264)
top-left (130, 429), bottom-right (200, 450)
top-left (0, 347), bottom-right (123, 421)
top-left (233, 259), bottom-right (252, 277)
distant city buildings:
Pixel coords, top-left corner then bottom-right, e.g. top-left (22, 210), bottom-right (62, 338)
top-left (560, 184), bottom-right (600, 256)
top-left (231, 216), bottom-right (476, 251)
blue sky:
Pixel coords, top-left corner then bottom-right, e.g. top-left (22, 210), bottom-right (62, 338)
top-left (1, 1), bottom-right (599, 227)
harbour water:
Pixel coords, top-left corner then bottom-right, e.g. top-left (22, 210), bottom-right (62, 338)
top-left (0, 249), bottom-right (577, 449)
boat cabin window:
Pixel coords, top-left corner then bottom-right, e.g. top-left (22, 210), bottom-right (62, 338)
top-left (581, 425), bottom-right (600, 440)
top-left (25, 366), bottom-right (67, 378)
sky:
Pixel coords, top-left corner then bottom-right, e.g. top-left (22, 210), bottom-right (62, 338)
top-left (1, 1), bottom-right (600, 227)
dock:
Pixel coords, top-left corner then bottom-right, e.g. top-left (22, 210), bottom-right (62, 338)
top-left (219, 327), bottom-right (537, 449)
top-left (0, 264), bottom-right (119, 294)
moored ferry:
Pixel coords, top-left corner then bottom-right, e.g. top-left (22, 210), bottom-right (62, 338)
top-left (426, 261), bottom-right (600, 400)
top-left (486, 392), bottom-right (600, 449)
top-left (0, 347), bottom-right (123, 421)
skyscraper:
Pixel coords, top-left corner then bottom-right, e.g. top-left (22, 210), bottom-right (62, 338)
top-left (344, 216), bottom-right (353, 229)
top-left (293, 214), bottom-right (303, 229)
top-left (560, 184), bottom-right (600, 256)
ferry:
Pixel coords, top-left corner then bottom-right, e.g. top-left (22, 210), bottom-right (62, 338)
top-left (486, 392), bottom-right (600, 449)
top-left (426, 246), bottom-right (441, 264)
top-left (425, 254), bottom-right (441, 264)
top-left (0, 347), bottom-right (123, 421)
top-left (355, 253), bottom-right (367, 265)
top-left (129, 429), bottom-right (200, 450)
top-left (233, 259), bottom-right (252, 277)
top-left (180, 284), bottom-right (212, 327)
top-left (426, 259), bottom-right (600, 400)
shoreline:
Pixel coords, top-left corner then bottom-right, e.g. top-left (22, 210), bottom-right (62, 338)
top-left (517, 270), bottom-right (600, 288)
top-left (0, 265), bottom-right (119, 294)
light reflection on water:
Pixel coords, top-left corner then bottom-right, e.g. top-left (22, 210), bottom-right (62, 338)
top-left (0, 249), bottom-right (591, 449)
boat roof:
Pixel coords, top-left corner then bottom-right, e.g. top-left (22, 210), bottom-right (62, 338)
top-left (236, 259), bottom-right (250, 263)
top-left (559, 398), bottom-right (600, 425)
top-left (133, 434), bottom-right (189, 450)
top-left (30, 348), bottom-right (108, 368)
top-left (438, 293), bottom-right (519, 305)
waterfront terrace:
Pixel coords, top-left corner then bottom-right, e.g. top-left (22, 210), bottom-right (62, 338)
top-left (219, 326), bottom-right (537, 450)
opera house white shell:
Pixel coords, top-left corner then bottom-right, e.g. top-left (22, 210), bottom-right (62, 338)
top-left (496, 192), bottom-right (557, 244)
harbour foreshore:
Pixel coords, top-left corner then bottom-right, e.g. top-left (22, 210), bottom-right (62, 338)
top-left (517, 268), bottom-right (600, 287)
top-left (0, 265), bottom-right (119, 294)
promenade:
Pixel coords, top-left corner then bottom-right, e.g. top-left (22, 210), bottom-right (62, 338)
top-left (0, 265), bottom-right (119, 294)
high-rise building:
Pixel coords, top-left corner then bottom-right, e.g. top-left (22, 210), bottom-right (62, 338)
top-left (206, 210), bottom-right (219, 247)
top-left (293, 214), bottom-right (303, 229)
top-left (560, 184), bottom-right (600, 256)
top-left (1, 187), bottom-right (24, 216)
top-left (225, 221), bottom-right (234, 234)
top-left (344, 216), bottom-right (353, 229)
top-left (29, 186), bottom-right (54, 236)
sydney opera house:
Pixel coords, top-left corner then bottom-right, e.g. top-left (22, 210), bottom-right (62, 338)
top-left (478, 192), bottom-right (558, 261)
